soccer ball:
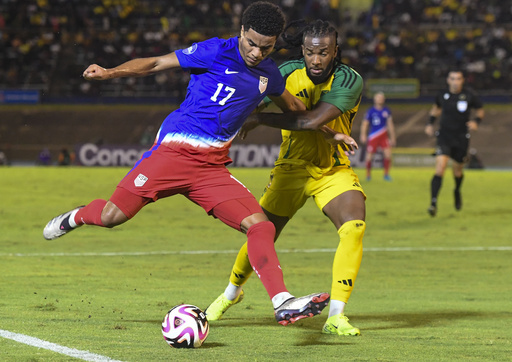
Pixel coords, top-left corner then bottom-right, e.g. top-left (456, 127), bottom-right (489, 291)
top-left (161, 304), bottom-right (209, 348)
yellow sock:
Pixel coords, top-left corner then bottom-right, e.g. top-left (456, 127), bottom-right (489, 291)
top-left (331, 220), bottom-right (365, 302)
top-left (229, 242), bottom-right (254, 287)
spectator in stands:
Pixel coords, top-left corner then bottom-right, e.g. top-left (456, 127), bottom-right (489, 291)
top-left (37, 147), bottom-right (52, 166)
top-left (58, 148), bottom-right (75, 166)
top-left (1, 0), bottom-right (512, 98)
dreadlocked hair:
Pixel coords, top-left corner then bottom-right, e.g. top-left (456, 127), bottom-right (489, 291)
top-left (277, 19), bottom-right (341, 62)
top-left (242, 1), bottom-right (285, 37)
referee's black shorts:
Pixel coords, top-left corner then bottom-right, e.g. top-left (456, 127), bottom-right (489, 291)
top-left (435, 131), bottom-right (470, 163)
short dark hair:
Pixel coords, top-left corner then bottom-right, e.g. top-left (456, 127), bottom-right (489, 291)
top-left (242, 1), bottom-right (285, 37)
top-left (448, 68), bottom-right (465, 77)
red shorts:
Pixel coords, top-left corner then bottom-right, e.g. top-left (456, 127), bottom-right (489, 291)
top-left (367, 133), bottom-right (390, 153)
top-left (110, 145), bottom-right (263, 230)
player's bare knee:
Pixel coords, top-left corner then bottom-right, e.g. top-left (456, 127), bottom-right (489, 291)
top-left (241, 212), bottom-right (269, 232)
top-left (100, 205), bottom-right (128, 228)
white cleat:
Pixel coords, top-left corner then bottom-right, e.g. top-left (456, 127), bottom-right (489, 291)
top-left (274, 292), bottom-right (330, 326)
top-left (43, 206), bottom-right (83, 240)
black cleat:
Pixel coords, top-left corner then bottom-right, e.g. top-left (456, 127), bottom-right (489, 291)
top-left (428, 205), bottom-right (437, 217)
top-left (454, 190), bottom-right (462, 210)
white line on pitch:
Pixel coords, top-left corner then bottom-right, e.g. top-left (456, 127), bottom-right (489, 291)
top-left (0, 329), bottom-right (123, 362)
top-left (1, 246), bottom-right (511, 257)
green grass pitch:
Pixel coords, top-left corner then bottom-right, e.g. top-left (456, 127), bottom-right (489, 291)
top-left (0, 166), bottom-right (511, 361)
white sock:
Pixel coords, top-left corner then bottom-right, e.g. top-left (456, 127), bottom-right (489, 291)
top-left (224, 282), bottom-right (242, 301)
top-left (271, 292), bottom-right (294, 309)
top-left (328, 300), bottom-right (346, 318)
top-left (68, 208), bottom-right (80, 228)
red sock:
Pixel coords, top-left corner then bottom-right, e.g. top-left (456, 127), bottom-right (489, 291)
top-left (383, 158), bottom-right (391, 175)
top-left (74, 199), bottom-right (107, 227)
top-left (246, 221), bottom-right (287, 299)
top-left (366, 160), bottom-right (372, 177)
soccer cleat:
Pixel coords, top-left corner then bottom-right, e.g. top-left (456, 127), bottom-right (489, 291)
top-left (274, 292), bottom-right (330, 326)
top-left (204, 290), bottom-right (244, 321)
top-left (43, 206), bottom-right (84, 240)
top-left (383, 174), bottom-right (392, 181)
top-left (454, 190), bottom-right (462, 210)
top-left (428, 205), bottom-right (437, 217)
top-left (322, 313), bottom-right (360, 336)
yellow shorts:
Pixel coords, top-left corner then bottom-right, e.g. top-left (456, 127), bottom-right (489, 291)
top-left (259, 164), bottom-right (365, 218)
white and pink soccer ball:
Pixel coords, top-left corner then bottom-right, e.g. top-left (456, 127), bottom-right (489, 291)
top-left (161, 304), bottom-right (209, 348)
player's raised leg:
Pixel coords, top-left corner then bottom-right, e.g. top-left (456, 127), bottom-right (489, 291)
top-left (43, 205), bottom-right (86, 240)
top-left (43, 187), bottom-right (147, 240)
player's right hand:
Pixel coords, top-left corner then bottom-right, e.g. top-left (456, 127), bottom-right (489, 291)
top-left (83, 64), bottom-right (109, 80)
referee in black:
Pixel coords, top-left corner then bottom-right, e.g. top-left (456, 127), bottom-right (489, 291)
top-left (425, 69), bottom-right (484, 217)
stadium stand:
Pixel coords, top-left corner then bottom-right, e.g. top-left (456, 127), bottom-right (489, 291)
top-left (1, 1), bottom-right (511, 167)
top-left (1, 0), bottom-right (511, 99)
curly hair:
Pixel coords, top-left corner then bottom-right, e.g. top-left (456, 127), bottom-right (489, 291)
top-left (277, 19), bottom-right (340, 61)
top-left (242, 1), bottom-right (286, 37)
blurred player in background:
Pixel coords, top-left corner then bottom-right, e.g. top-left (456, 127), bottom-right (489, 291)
top-left (360, 91), bottom-right (396, 181)
top-left (43, 1), bottom-right (331, 326)
top-left (425, 69), bottom-right (484, 216)
top-left (206, 20), bottom-right (365, 336)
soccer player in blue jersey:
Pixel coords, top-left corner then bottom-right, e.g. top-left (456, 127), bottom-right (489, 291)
top-left (206, 20), bottom-right (366, 336)
top-left (360, 92), bottom-right (396, 181)
top-left (43, 1), bottom-right (330, 326)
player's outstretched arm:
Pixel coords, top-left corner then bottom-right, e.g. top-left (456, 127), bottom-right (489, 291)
top-left (239, 89), bottom-right (306, 140)
top-left (248, 101), bottom-right (341, 131)
top-left (269, 89), bottom-right (307, 113)
top-left (83, 52), bottom-right (181, 81)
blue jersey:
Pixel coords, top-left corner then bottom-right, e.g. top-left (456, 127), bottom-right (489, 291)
top-left (364, 106), bottom-right (392, 140)
top-left (156, 37), bottom-right (285, 164)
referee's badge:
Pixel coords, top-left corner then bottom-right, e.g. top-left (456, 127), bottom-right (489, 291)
top-left (259, 76), bottom-right (268, 94)
top-left (457, 100), bottom-right (468, 112)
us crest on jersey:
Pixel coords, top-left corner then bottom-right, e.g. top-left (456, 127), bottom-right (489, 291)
top-left (134, 173), bottom-right (148, 187)
top-left (259, 76), bottom-right (268, 93)
top-left (457, 100), bottom-right (468, 112)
